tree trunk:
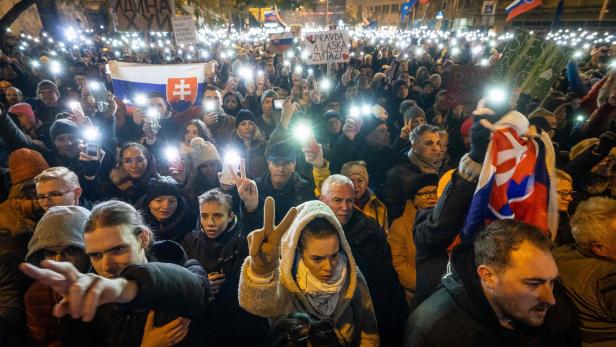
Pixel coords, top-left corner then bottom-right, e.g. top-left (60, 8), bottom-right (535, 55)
top-left (0, 0), bottom-right (37, 45)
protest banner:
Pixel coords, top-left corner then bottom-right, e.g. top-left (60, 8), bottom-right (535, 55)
top-left (444, 65), bottom-right (493, 109)
top-left (111, 0), bottom-right (175, 32)
top-left (109, 61), bottom-right (206, 113)
top-left (302, 30), bottom-right (351, 65)
top-left (172, 16), bottom-right (198, 46)
top-left (491, 31), bottom-right (573, 98)
top-left (269, 32), bottom-right (295, 53)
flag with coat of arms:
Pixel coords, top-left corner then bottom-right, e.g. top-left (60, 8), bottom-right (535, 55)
top-left (462, 111), bottom-right (558, 243)
top-left (108, 61), bottom-right (206, 114)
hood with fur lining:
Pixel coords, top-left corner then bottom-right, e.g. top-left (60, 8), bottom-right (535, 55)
top-left (278, 200), bottom-right (359, 321)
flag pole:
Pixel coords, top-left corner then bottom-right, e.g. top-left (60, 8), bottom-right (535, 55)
top-left (599, 0), bottom-right (609, 21)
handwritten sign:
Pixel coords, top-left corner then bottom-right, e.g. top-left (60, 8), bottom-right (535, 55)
top-left (172, 16), bottom-right (198, 46)
top-left (302, 30), bottom-right (351, 65)
top-left (111, 0), bottom-right (175, 32)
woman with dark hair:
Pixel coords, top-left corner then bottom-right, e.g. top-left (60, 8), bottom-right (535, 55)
top-left (239, 198), bottom-right (379, 346)
top-left (108, 142), bottom-right (159, 204)
top-left (222, 91), bottom-right (244, 117)
top-left (137, 176), bottom-right (196, 243)
top-left (232, 109), bottom-right (267, 178)
top-left (267, 312), bottom-right (340, 347)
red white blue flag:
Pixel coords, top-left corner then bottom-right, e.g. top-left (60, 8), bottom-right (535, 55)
top-left (506, 0), bottom-right (542, 22)
top-left (462, 124), bottom-right (557, 243)
top-left (109, 61), bottom-right (206, 114)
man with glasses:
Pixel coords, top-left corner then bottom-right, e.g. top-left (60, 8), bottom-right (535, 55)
top-left (35, 167), bottom-right (90, 211)
top-left (319, 174), bottom-right (408, 346)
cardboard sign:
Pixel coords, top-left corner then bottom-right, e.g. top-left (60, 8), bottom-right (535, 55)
top-left (491, 32), bottom-right (573, 98)
top-left (444, 65), bottom-right (493, 109)
top-left (111, 0), bottom-right (175, 32)
top-left (172, 16), bottom-right (198, 46)
top-left (302, 30), bottom-right (351, 65)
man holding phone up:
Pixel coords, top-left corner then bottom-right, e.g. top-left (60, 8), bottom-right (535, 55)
top-left (201, 86), bottom-right (237, 146)
top-left (181, 160), bottom-right (269, 346)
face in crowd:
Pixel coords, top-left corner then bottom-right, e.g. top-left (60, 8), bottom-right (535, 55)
top-left (85, 224), bottom-right (150, 278)
top-left (36, 178), bottom-right (82, 211)
top-left (320, 181), bottom-right (355, 226)
top-left (413, 185), bottom-right (438, 210)
top-left (478, 240), bottom-right (558, 329)
top-left (149, 195), bottom-right (178, 222)
top-left (412, 130), bottom-right (442, 163)
top-left (268, 159), bottom-right (296, 188)
top-left (121, 146), bottom-right (148, 179)
top-left (300, 229), bottom-right (341, 283)
top-left (54, 133), bottom-right (81, 158)
top-left (199, 199), bottom-right (234, 239)
top-left (39, 87), bottom-right (59, 106)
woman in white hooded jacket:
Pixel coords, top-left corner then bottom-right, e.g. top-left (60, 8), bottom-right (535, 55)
top-left (239, 197), bottom-right (379, 346)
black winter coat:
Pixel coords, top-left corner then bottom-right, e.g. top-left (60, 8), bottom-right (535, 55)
top-left (404, 244), bottom-right (581, 347)
top-left (95, 240), bottom-right (211, 346)
top-left (412, 170), bottom-right (476, 309)
top-left (255, 171), bottom-right (315, 224)
top-left (330, 135), bottom-right (406, 198)
top-left (181, 205), bottom-right (269, 346)
top-left (344, 210), bottom-right (409, 346)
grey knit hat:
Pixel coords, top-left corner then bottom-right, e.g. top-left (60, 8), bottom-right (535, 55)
top-left (261, 89), bottom-right (279, 106)
top-left (36, 79), bottom-right (60, 96)
top-left (26, 206), bottom-right (90, 263)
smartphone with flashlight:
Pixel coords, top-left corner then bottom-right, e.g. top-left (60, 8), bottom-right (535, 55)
top-left (274, 99), bottom-right (284, 110)
top-left (88, 81), bottom-right (109, 112)
top-left (85, 143), bottom-right (99, 159)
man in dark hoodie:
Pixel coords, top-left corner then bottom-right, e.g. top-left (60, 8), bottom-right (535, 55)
top-left (404, 220), bottom-right (580, 346)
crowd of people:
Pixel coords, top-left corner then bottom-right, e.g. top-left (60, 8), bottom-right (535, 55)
top-left (0, 23), bottom-right (615, 347)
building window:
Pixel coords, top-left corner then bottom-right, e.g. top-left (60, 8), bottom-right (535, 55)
top-left (383, 5), bottom-right (390, 13)
top-left (391, 4), bottom-right (400, 13)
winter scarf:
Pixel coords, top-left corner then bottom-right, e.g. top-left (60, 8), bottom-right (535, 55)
top-left (296, 253), bottom-right (348, 317)
top-left (408, 150), bottom-right (442, 174)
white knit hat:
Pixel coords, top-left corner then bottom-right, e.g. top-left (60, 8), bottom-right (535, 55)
top-left (191, 137), bottom-right (221, 169)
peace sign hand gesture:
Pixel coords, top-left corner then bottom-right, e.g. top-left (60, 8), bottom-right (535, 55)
top-left (230, 159), bottom-right (259, 213)
top-left (246, 197), bottom-right (297, 276)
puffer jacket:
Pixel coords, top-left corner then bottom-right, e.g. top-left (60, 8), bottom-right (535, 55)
top-left (238, 200), bottom-right (379, 346)
top-left (387, 200), bottom-right (419, 291)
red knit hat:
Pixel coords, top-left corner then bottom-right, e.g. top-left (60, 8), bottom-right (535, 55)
top-left (8, 148), bottom-right (49, 184)
top-left (8, 103), bottom-right (36, 123)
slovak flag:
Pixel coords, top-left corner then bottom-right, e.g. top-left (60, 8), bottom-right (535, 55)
top-left (108, 61), bottom-right (206, 114)
top-left (462, 116), bottom-right (558, 243)
top-left (506, 0), bottom-right (542, 22)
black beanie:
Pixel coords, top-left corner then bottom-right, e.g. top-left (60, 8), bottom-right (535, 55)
top-left (49, 118), bottom-right (80, 142)
top-left (358, 114), bottom-right (386, 139)
top-left (144, 176), bottom-right (181, 205)
top-left (235, 109), bottom-right (256, 127)
top-left (323, 110), bottom-right (341, 121)
top-left (407, 174), bottom-right (439, 199)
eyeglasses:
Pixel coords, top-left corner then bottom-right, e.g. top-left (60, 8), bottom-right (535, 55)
top-left (287, 319), bottom-right (334, 344)
top-left (43, 247), bottom-right (83, 260)
top-left (556, 190), bottom-right (576, 198)
top-left (415, 190), bottom-right (437, 198)
top-left (36, 189), bottom-right (75, 201)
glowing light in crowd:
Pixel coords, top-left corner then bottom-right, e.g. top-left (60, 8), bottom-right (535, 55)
top-left (31, 61), bottom-right (40, 68)
top-left (320, 78), bottom-right (332, 91)
top-left (576, 115), bottom-right (585, 122)
top-left (83, 127), bottom-right (101, 141)
top-left (204, 100), bottom-right (216, 112)
top-left (487, 87), bottom-right (507, 104)
top-left (480, 58), bottom-right (489, 66)
top-left (223, 150), bottom-right (241, 166)
top-left (451, 47), bottom-right (461, 56)
top-left (49, 60), bottom-right (62, 75)
top-left (238, 66), bottom-right (253, 80)
top-left (133, 93), bottom-right (147, 106)
top-left (64, 27), bottom-right (78, 41)
top-left (350, 106), bottom-right (361, 118)
top-left (293, 123), bottom-right (313, 143)
top-left (361, 104), bottom-right (372, 115)
top-left (164, 146), bottom-right (180, 161)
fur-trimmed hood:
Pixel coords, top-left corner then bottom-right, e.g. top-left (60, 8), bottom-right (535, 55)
top-left (279, 200), bottom-right (359, 322)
